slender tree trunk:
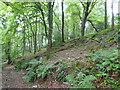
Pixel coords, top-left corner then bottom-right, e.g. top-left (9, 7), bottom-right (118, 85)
top-left (105, 0), bottom-right (107, 29)
top-left (28, 30), bottom-right (31, 53)
top-left (35, 2), bottom-right (48, 38)
top-left (73, 23), bottom-right (76, 38)
top-left (34, 33), bottom-right (37, 54)
top-left (38, 22), bottom-right (41, 48)
top-left (34, 16), bottom-right (38, 54)
top-left (29, 23), bottom-right (33, 52)
top-left (111, 0), bottom-right (114, 30)
top-left (31, 35), bottom-right (33, 52)
top-left (22, 24), bottom-right (26, 56)
top-left (61, 1), bottom-right (65, 42)
top-left (6, 39), bottom-right (11, 64)
top-left (48, 2), bottom-right (53, 51)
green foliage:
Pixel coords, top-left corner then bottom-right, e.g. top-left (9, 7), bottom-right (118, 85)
top-left (84, 47), bottom-right (120, 88)
top-left (15, 57), bottom-right (54, 82)
top-left (55, 59), bottom-right (71, 81)
top-left (23, 63), bottom-right (54, 82)
top-left (71, 61), bottom-right (86, 71)
top-left (36, 63), bottom-right (54, 79)
top-left (65, 71), bottom-right (96, 88)
top-left (54, 59), bottom-right (96, 88)
top-left (14, 58), bottom-right (30, 70)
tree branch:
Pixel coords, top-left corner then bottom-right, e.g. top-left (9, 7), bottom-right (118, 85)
top-left (87, 19), bottom-right (98, 32)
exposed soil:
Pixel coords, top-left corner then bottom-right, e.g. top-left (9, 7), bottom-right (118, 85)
top-left (2, 62), bottom-right (33, 88)
top-left (38, 74), bottom-right (71, 88)
top-left (48, 41), bottom-right (98, 64)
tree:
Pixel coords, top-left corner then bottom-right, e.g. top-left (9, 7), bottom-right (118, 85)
top-left (48, 2), bottom-right (54, 51)
top-left (5, 37), bottom-right (11, 64)
top-left (22, 23), bottom-right (26, 55)
top-left (80, 0), bottom-right (96, 37)
top-left (61, 0), bottom-right (65, 42)
top-left (35, 2), bottom-right (48, 38)
top-left (33, 15), bottom-right (38, 54)
top-left (104, 0), bottom-right (107, 29)
top-left (111, 0), bottom-right (114, 30)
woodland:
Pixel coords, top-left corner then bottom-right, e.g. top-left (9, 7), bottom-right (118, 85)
top-left (0, 0), bottom-right (120, 88)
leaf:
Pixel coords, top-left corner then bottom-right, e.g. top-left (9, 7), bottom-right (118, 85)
top-left (63, 82), bottom-right (70, 85)
top-left (80, 81), bottom-right (95, 88)
top-left (107, 67), bottom-right (112, 71)
top-left (97, 73), bottom-right (108, 76)
top-left (41, 72), bottom-right (47, 78)
top-left (114, 64), bottom-right (120, 68)
top-left (66, 74), bottom-right (75, 82)
top-left (84, 75), bottom-right (97, 82)
top-left (84, 53), bottom-right (93, 56)
top-left (37, 73), bottom-right (42, 77)
top-left (102, 61), bottom-right (111, 65)
top-left (77, 72), bottom-right (85, 80)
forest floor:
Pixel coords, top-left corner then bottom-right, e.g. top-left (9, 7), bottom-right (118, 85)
top-left (2, 40), bottom-right (115, 88)
top-left (2, 62), bottom-right (37, 88)
top-left (37, 41), bottom-right (102, 88)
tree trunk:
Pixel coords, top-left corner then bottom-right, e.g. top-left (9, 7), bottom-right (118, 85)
top-left (29, 23), bottom-right (33, 52)
top-left (81, 13), bottom-right (87, 37)
top-left (22, 24), bottom-right (26, 56)
top-left (80, 1), bottom-right (96, 37)
top-left (73, 23), bottom-right (76, 38)
top-left (111, 0), bottom-right (114, 30)
top-left (34, 33), bottom-right (37, 54)
top-left (61, 1), bottom-right (65, 42)
top-left (35, 2), bottom-right (48, 38)
top-left (48, 2), bottom-right (53, 51)
top-left (28, 30), bottom-right (31, 53)
top-left (34, 16), bottom-right (38, 54)
top-left (80, 2), bottom-right (90, 37)
top-left (6, 39), bottom-right (11, 64)
top-left (105, 0), bottom-right (107, 29)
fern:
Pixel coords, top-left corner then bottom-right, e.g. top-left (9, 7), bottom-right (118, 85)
top-left (65, 71), bottom-right (96, 88)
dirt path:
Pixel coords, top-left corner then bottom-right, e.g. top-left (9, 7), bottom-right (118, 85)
top-left (2, 63), bottom-right (33, 88)
top-left (49, 42), bottom-right (98, 64)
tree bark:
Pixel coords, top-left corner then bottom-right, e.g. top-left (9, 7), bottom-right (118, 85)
top-left (33, 16), bottom-right (38, 54)
top-left (6, 39), bottom-right (11, 64)
top-left (111, 0), bottom-right (114, 30)
top-left (81, 2), bottom-right (91, 37)
top-left (22, 24), bottom-right (26, 56)
top-left (81, 11), bottom-right (88, 37)
top-left (105, 0), bottom-right (107, 29)
top-left (61, 1), bottom-right (65, 42)
top-left (48, 2), bottom-right (54, 51)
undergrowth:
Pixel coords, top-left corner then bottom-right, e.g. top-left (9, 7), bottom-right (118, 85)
top-left (14, 47), bottom-right (119, 88)
top-left (84, 47), bottom-right (120, 88)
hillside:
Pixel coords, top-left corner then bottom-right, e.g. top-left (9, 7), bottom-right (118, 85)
top-left (2, 29), bottom-right (119, 88)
